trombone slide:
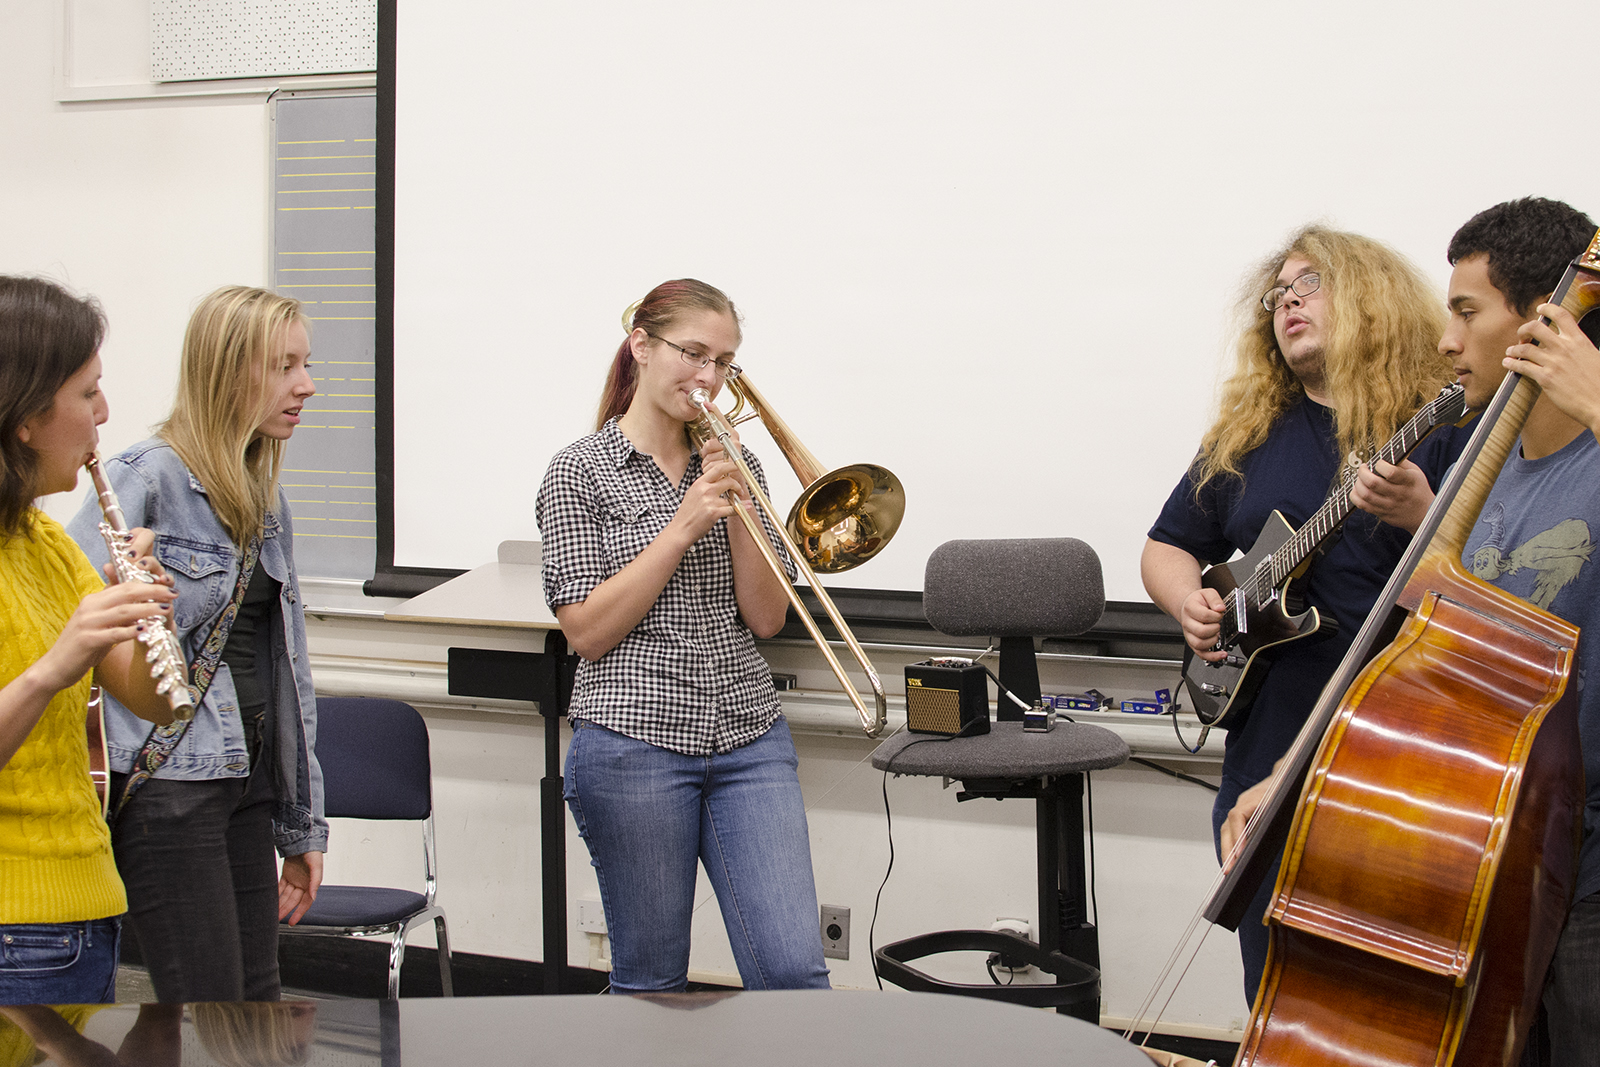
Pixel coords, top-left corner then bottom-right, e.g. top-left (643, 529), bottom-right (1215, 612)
top-left (691, 390), bottom-right (888, 738)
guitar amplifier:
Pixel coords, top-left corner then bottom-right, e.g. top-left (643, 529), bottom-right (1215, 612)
top-left (904, 660), bottom-right (990, 736)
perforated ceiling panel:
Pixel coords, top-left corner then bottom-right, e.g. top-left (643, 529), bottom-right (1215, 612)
top-left (150, 0), bottom-right (376, 82)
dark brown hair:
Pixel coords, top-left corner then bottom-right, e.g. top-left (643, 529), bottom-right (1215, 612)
top-left (595, 279), bottom-right (740, 430)
top-left (0, 276), bottom-right (106, 538)
top-left (1448, 197), bottom-right (1596, 316)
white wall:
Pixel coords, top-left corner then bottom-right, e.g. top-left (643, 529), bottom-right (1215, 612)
top-left (0, 1), bottom-right (1281, 1038)
top-left (388, 0), bottom-right (1600, 601)
top-left (4, 4), bottom-right (269, 522)
top-left (4, 1), bottom-right (369, 526)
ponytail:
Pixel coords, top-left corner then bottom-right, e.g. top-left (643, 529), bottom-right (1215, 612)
top-left (594, 279), bottom-right (740, 430)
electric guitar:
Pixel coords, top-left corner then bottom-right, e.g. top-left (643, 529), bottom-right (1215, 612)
top-left (1182, 383), bottom-right (1469, 729)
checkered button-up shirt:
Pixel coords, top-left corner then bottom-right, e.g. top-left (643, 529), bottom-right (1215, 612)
top-left (536, 419), bottom-right (797, 756)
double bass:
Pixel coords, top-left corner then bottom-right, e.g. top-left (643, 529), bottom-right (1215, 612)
top-left (1208, 233), bottom-right (1600, 1066)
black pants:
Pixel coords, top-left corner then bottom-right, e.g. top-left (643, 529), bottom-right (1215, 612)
top-left (110, 754), bottom-right (281, 1003)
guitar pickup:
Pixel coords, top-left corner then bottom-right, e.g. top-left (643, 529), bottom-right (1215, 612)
top-left (1232, 586), bottom-right (1248, 633)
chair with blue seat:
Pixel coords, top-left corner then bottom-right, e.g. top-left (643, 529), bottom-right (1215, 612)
top-left (280, 696), bottom-right (453, 998)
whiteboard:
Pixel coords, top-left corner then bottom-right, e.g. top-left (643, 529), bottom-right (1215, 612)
top-left (389, 0), bottom-right (1598, 602)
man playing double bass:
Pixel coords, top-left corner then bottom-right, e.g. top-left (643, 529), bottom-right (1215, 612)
top-left (1141, 226), bottom-right (1471, 1005)
top-left (1432, 197), bottom-right (1599, 1067)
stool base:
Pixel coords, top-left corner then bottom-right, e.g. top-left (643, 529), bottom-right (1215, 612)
top-left (874, 929), bottom-right (1100, 1020)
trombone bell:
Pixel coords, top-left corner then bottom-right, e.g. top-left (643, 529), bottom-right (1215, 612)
top-left (791, 463), bottom-right (905, 573)
top-left (711, 373), bottom-right (905, 574)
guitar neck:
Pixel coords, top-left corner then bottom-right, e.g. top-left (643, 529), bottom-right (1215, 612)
top-left (1267, 395), bottom-right (1451, 588)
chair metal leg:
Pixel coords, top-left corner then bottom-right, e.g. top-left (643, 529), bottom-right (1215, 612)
top-left (434, 914), bottom-right (453, 996)
top-left (387, 927), bottom-right (408, 1000)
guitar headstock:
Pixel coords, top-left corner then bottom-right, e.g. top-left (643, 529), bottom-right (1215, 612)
top-left (1434, 382), bottom-right (1467, 422)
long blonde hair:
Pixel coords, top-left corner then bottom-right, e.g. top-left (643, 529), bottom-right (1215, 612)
top-left (192, 1002), bottom-right (314, 1067)
top-left (159, 286), bottom-right (308, 546)
top-left (1193, 226), bottom-right (1451, 492)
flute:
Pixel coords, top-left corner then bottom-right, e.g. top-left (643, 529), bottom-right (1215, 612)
top-left (86, 453), bottom-right (195, 721)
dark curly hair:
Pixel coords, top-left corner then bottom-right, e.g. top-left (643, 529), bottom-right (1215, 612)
top-left (0, 276), bottom-right (106, 539)
top-left (1447, 197), bottom-right (1596, 316)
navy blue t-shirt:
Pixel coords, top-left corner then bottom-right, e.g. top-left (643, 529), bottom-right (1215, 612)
top-left (1149, 397), bottom-right (1473, 789)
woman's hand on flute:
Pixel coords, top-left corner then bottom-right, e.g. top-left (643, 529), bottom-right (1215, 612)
top-left (38, 581), bottom-right (178, 697)
top-left (1, 578), bottom-right (179, 768)
top-left (99, 526), bottom-right (173, 586)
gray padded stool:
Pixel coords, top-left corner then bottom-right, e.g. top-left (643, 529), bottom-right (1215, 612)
top-left (872, 539), bottom-right (1130, 1021)
top-left (871, 722), bottom-right (1129, 1019)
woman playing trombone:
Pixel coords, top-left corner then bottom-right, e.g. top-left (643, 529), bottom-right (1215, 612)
top-left (536, 279), bottom-right (830, 993)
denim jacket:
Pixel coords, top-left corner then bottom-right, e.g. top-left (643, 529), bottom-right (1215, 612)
top-left (66, 439), bottom-right (328, 857)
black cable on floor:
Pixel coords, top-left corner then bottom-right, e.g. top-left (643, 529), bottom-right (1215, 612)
top-left (1130, 755), bottom-right (1219, 793)
top-left (1085, 770), bottom-right (1099, 927)
top-left (870, 723), bottom-right (985, 989)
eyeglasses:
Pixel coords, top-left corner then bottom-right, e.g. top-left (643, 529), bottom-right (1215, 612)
top-left (647, 333), bottom-right (742, 380)
top-left (1261, 272), bottom-right (1321, 312)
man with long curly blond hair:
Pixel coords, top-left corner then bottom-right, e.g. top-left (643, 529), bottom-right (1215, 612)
top-left (1140, 225), bottom-right (1471, 1004)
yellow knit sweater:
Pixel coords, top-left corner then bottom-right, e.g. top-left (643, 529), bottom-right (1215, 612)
top-left (0, 512), bottom-right (126, 924)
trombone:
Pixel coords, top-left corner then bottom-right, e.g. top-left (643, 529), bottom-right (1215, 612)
top-left (689, 380), bottom-right (902, 738)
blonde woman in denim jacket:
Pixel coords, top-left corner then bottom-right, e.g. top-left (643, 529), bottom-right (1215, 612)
top-left (67, 286), bottom-right (327, 1003)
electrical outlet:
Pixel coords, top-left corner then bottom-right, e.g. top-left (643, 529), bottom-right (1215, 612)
top-left (577, 898), bottom-right (607, 934)
top-left (988, 917), bottom-right (1033, 972)
top-left (819, 905), bottom-right (850, 960)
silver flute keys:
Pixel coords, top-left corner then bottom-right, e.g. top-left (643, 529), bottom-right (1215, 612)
top-left (86, 453), bottom-right (196, 721)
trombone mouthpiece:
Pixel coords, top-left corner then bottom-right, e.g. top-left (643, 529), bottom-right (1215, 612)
top-left (690, 388), bottom-right (711, 406)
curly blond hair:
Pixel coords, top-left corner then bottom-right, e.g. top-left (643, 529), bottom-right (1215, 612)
top-left (1192, 226), bottom-right (1452, 493)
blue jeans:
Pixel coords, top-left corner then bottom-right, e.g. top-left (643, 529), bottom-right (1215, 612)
top-left (0, 917), bottom-right (120, 1005)
top-left (564, 717), bottom-right (831, 993)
